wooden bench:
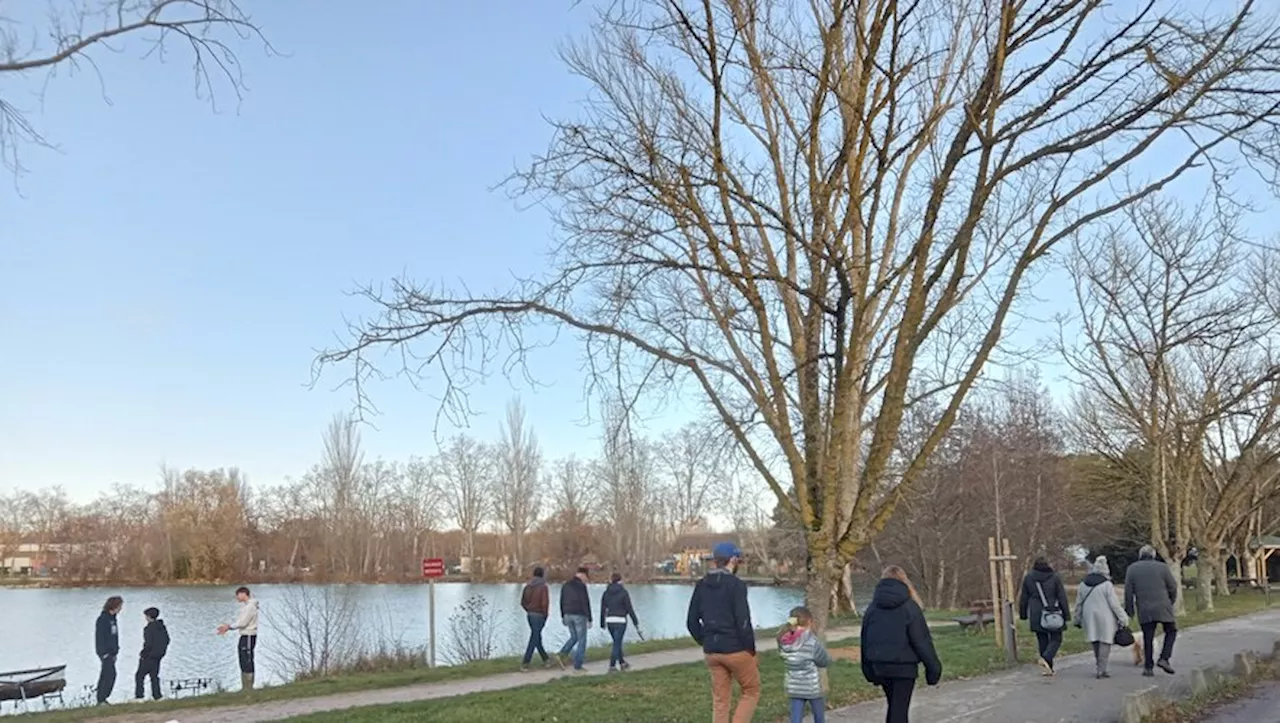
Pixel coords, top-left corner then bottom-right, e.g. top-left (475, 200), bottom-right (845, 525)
top-left (953, 599), bottom-right (997, 633)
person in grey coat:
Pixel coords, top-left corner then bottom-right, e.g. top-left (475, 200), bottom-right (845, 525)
top-left (777, 606), bottom-right (831, 723)
top-left (1124, 545), bottom-right (1179, 676)
top-left (1074, 556), bottom-right (1129, 678)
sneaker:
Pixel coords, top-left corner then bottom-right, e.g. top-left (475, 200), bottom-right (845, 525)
top-left (1038, 658), bottom-right (1053, 677)
top-left (607, 667), bottom-right (619, 674)
top-left (520, 665), bottom-right (530, 673)
top-left (620, 662), bottom-right (631, 672)
top-left (555, 654), bottom-right (567, 670)
top-left (573, 667), bottom-right (588, 674)
top-left (1157, 660), bottom-right (1175, 675)
top-left (1142, 669), bottom-right (1155, 677)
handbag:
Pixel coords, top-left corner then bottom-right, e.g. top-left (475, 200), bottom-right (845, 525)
top-left (1036, 582), bottom-right (1066, 632)
top-left (1114, 626), bottom-right (1135, 647)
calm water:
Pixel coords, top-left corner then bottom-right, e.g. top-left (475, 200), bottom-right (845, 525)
top-left (0, 582), bottom-right (803, 706)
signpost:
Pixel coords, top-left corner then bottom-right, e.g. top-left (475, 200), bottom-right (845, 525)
top-left (422, 557), bottom-right (445, 667)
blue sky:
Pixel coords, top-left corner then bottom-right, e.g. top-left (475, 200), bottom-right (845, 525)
top-left (1, 2), bottom-right (639, 498)
top-left (2, 3), bottom-right (1273, 501)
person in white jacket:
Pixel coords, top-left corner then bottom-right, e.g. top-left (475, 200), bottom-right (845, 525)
top-left (216, 586), bottom-right (259, 690)
top-left (1074, 557), bottom-right (1129, 679)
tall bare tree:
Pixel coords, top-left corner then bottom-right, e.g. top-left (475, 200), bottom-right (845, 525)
top-left (316, 0), bottom-right (1280, 624)
top-left (658, 420), bottom-right (728, 537)
top-left (437, 435), bottom-right (491, 565)
top-left (0, 0), bottom-right (269, 174)
top-left (1066, 198), bottom-right (1280, 612)
top-left (493, 397), bottom-right (542, 573)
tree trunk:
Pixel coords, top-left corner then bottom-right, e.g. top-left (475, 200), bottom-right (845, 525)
top-left (1195, 556), bottom-right (1214, 612)
top-left (1214, 553), bottom-right (1231, 597)
top-left (1167, 559), bottom-right (1188, 616)
top-left (805, 567), bottom-right (837, 634)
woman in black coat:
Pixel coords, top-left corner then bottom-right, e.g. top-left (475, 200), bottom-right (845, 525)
top-left (1018, 557), bottom-right (1071, 676)
top-left (860, 566), bottom-right (942, 723)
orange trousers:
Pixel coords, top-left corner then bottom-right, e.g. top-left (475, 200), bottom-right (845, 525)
top-left (705, 651), bottom-right (761, 723)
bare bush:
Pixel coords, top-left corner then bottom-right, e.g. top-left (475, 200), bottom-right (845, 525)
top-left (266, 585), bottom-right (357, 680)
top-left (442, 595), bottom-right (504, 665)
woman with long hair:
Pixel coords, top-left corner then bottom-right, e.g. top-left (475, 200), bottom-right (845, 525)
top-left (859, 566), bottom-right (942, 723)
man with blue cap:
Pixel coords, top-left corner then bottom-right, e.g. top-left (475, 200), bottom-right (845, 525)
top-left (687, 541), bottom-right (758, 723)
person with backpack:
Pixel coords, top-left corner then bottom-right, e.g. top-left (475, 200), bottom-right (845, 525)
top-left (859, 566), bottom-right (942, 723)
top-left (1074, 556), bottom-right (1129, 679)
top-left (1019, 556), bottom-right (1070, 676)
top-left (135, 607), bottom-right (170, 700)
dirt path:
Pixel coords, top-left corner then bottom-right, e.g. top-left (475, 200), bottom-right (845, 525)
top-left (829, 609), bottom-right (1280, 723)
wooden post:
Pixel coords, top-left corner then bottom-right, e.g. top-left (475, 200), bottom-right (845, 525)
top-left (988, 537), bottom-right (1003, 648)
top-left (1001, 538), bottom-right (1019, 662)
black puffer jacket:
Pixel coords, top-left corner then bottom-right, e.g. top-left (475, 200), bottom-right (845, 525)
top-left (1018, 561), bottom-right (1070, 633)
top-left (600, 582), bottom-right (639, 627)
top-left (859, 578), bottom-right (942, 684)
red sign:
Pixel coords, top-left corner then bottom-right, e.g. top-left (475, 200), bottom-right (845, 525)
top-left (422, 558), bottom-right (445, 579)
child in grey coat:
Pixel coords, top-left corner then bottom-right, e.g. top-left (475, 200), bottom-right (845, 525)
top-left (778, 606), bottom-right (832, 723)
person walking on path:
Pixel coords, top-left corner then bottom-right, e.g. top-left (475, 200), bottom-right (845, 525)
top-left (94, 596), bottom-right (123, 705)
top-left (1125, 544), bottom-right (1180, 676)
top-left (1019, 556), bottom-right (1070, 676)
top-left (600, 572), bottom-right (640, 673)
top-left (860, 566), bottom-right (942, 723)
top-left (135, 606), bottom-right (170, 700)
top-left (520, 566), bottom-right (552, 671)
top-left (687, 541), bottom-right (759, 723)
top-left (778, 605), bottom-right (831, 723)
top-left (557, 567), bottom-right (593, 672)
top-left (216, 586), bottom-right (260, 691)
top-left (1074, 556), bottom-right (1129, 679)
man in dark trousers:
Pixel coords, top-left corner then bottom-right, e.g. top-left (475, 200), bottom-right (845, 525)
top-left (217, 586), bottom-right (260, 690)
top-left (556, 566), bottom-right (593, 671)
top-left (135, 607), bottom-right (170, 700)
top-left (1125, 544), bottom-right (1180, 676)
top-left (94, 596), bottom-right (123, 705)
top-left (687, 542), bottom-right (758, 723)
top-left (520, 566), bottom-right (552, 671)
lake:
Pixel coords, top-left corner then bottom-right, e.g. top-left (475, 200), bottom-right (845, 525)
top-left (0, 582), bottom-right (804, 707)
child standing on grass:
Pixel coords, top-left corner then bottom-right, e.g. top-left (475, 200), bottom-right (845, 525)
top-left (777, 606), bottom-right (831, 723)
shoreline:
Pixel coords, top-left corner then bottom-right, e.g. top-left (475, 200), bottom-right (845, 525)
top-left (0, 575), bottom-right (804, 590)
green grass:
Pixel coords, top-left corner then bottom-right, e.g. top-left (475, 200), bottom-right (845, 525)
top-left (273, 594), bottom-right (1275, 723)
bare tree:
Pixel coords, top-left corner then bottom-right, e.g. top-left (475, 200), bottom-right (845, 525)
top-left (267, 585), bottom-right (357, 680)
top-left (310, 0), bottom-right (1280, 623)
top-left (595, 405), bottom-right (663, 573)
top-left (1065, 198), bottom-right (1280, 612)
top-left (0, 0), bottom-right (270, 174)
top-left (437, 435), bottom-right (491, 566)
top-left (493, 398), bottom-right (542, 574)
top-left (542, 456), bottom-right (596, 570)
top-left (658, 420), bottom-right (728, 537)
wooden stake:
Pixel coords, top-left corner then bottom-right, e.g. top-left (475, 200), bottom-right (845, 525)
top-left (988, 537), bottom-right (1003, 648)
top-left (1001, 538), bottom-right (1019, 659)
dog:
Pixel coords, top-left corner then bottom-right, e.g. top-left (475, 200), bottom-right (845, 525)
top-left (1130, 628), bottom-right (1163, 666)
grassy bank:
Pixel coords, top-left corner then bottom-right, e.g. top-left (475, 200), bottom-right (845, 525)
top-left (278, 594), bottom-right (1276, 723)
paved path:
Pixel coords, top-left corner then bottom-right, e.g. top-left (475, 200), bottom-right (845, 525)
top-left (85, 627), bottom-right (861, 723)
top-left (830, 609), bottom-right (1280, 723)
top-left (1198, 681), bottom-right (1280, 722)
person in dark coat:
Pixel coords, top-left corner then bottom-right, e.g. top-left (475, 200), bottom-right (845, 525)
top-left (520, 566), bottom-right (552, 671)
top-left (1124, 544), bottom-right (1180, 676)
top-left (859, 566), bottom-right (942, 723)
top-left (1018, 557), bottom-right (1071, 676)
top-left (135, 606), bottom-right (170, 700)
top-left (601, 572), bottom-right (640, 672)
top-left (557, 567), bottom-right (593, 671)
top-left (94, 596), bottom-right (123, 705)
top-left (687, 541), bottom-right (758, 723)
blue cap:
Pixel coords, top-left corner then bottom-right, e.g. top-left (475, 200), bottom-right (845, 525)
top-left (712, 542), bottom-right (742, 560)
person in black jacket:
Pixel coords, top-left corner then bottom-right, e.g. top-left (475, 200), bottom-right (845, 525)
top-left (860, 566), bottom-right (942, 723)
top-left (600, 572), bottom-right (640, 672)
top-left (1018, 557), bottom-right (1071, 676)
top-left (687, 541), bottom-right (758, 723)
top-left (94, 596), bottom-right (123, 705)
top-left (556, 567), bottom-right (593, 671)
top-left (135, 607), bottom-right (170, 700)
